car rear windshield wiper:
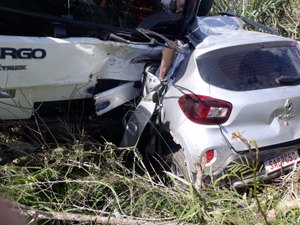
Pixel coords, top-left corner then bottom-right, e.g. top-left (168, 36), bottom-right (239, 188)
top-left (275, 76), bottom-right (300, 85)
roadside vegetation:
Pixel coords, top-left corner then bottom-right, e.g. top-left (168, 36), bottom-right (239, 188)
top-left (1, 135), bottom-right (300, 224)
top-left (212, 0), bottom-right (300, 40)
top-left (1, 0), bottom-right (300, 224)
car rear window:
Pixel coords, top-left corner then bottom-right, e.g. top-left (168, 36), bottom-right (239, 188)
top-left (196, 44), bottom-right (300, 91)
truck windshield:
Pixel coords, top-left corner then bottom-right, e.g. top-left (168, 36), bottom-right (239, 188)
top-left (0, 0), bottom-right (185, 29)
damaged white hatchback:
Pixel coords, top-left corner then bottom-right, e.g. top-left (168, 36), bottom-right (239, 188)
top-left (152, 18), bottom-right (300, 187)
top-left (1, 0), bottom-right (300, 187)
top-left (121, 14), bottom-right (300, 187)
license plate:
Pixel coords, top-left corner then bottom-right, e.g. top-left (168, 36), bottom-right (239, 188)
top-left (264, 150), bottom-right (300, 174)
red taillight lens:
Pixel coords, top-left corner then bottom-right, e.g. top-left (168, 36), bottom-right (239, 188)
top-left (178, 94), bottom-right (232, 125)
top-left (205, 149), bottom-right (215, 164)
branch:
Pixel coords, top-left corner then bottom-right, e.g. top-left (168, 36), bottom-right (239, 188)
top-left (12, 203), bottom-right (195, 225)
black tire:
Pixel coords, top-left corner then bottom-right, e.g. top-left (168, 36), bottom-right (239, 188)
top-left (198, 0), bottom-right (214, 16)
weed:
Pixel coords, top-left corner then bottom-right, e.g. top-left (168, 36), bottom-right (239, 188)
top-left (212, 0), bottom-right (300, 40)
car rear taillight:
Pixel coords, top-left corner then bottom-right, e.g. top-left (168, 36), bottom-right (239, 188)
top-left (204, 149), bottom-right (215, 164)
top-left (178, 94), bottom-right (232, 125)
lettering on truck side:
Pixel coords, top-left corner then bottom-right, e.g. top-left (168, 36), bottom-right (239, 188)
top-left (0, 65), bottom-right (27, 71)
top-left (0, 48), bottom-right (47, 59)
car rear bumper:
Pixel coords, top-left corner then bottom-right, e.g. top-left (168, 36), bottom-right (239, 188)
top-left (204, 139), bottom-right (300, 187)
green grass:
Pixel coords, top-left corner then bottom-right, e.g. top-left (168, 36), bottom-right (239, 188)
top-left (212, 0), bottom-right (300, 40)
top-left (0, 139), bottom-right (299, 224)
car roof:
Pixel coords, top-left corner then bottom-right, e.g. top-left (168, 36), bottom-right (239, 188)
top-left (186, 16), bottom-right (295, 53)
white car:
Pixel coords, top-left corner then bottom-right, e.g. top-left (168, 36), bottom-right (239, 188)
top-left (151, 15), bottom-right (300, 187)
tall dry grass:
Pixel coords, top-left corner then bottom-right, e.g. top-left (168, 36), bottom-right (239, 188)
top-left (212, 0), bottom-right (300, 40)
